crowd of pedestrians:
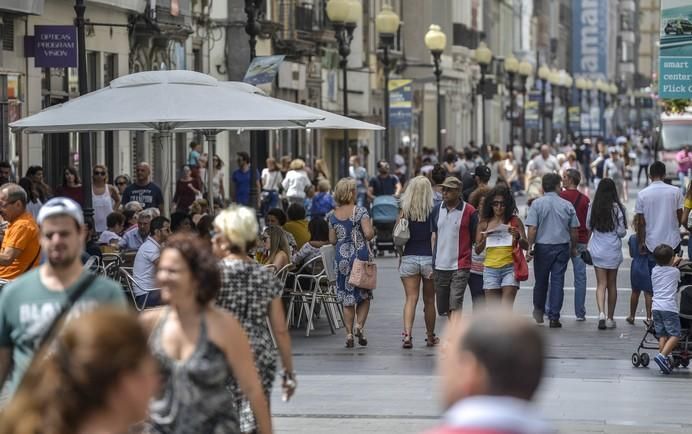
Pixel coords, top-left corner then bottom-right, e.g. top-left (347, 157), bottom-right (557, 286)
top-left (0, 129), bottom-right (688, 433)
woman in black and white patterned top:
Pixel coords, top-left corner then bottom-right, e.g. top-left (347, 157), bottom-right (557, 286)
top-left (212, 205), bottom-right (296, 433)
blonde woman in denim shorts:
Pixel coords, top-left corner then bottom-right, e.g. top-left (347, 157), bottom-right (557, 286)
top-left (475, 185), bottom-right (528, 307)
top-left (398, 176), bottom-right (438, 348)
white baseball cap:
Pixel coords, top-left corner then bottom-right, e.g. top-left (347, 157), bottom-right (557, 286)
top-left (37, 197), bottom-right (85, 226)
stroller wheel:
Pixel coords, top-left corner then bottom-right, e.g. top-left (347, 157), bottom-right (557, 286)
top-left (631, 353), bottom-right (640, 367)
top-left (640, 353), bottom-right (650, 367)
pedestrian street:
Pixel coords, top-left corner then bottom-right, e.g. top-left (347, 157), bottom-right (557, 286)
top-left (273, 185), bottom-right (692, 434)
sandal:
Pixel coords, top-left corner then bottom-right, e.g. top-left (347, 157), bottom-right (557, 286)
top-left (345, 334), bottom-right (354, 348)
top-left (354, 327), bottom-right (368, 346)
top-left (626, 317), bottom-right (635, 325)
top-left (402, 332), bottom-right (412, 349)
top-left (426, 333), bottom-right (440, 347)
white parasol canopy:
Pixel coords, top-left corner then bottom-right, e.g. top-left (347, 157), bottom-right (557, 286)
top-left (9, 70), bottom-right (323, 133)
top-left (221, 82), bottom-right (384, 131)
top-left (9, 70), bottom-right (325, 214)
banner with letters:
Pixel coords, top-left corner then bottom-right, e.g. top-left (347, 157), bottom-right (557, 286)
top-left (388, 79), bottom-right (413, 130)
top-left (571, 0), bottom-right (609, 78)
top-left (659, 0), bottom-right (692, 99)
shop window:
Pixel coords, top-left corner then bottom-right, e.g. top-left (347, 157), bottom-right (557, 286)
top-left (1, 14), bottom-right (14, 51)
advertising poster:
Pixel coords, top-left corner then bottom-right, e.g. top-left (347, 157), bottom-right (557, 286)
top-left (659, 0), bottom-right (692, 98)
top-left (389, 79), bottom-right (413, 129)
top-left (525, 92), bottom-right (540, 129)
top-left (243, 55), bottom-right (285, 86)
top-left (569, 106), bottom-right (581, 131)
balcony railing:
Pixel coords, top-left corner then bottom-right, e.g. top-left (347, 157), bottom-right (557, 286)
top-left (278, 0), bottom-right (329, 40)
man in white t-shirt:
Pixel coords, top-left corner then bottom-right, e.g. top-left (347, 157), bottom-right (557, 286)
top-left (635, 161), bottom-right (683, 255)
top-left (525, 145), bottom-right (560, 199)
top-left (133, 216), bottom-right (170, 308)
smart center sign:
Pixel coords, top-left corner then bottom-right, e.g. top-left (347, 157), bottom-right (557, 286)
top-left (659, 0), bottom-right (692, 99)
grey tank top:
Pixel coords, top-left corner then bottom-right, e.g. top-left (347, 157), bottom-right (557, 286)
top-left (146, 309), bottom-right (239, 434)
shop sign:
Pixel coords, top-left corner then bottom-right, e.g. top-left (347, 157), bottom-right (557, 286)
top-left (659, 0), bottom-right (692, 98)
top-left (33, 26), bottom-right (78, 68)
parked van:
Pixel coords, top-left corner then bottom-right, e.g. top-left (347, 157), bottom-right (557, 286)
top-left (658, 112), bottom-right (692, 184)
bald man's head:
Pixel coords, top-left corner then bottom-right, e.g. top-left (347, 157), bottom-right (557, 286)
top-left (438, 308), bottom-right (545, 408)
top-left (540, 144), bottom-right (550, 158)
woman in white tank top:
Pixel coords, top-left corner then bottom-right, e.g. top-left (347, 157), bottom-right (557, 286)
top-left (92, 165), bottom-right (121, 233)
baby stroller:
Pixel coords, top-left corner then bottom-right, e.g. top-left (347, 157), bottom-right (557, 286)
top-left (370, 195), bottom-right (399, 256)
top-left (631, 263), bottom-right (692, 369)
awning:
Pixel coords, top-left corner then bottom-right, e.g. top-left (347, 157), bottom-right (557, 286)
top-left (0, 0), bottom-right (44, 15)
top-left (87, 0), bottom-right (146, 13)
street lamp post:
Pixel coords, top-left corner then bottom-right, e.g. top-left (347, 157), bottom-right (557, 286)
top-left (327, 0), bottom-right (361, 177)
top-left (517, 59), bottom-right (533, 164)
top-left (504, 54), bottom-right (519, 153)
top-left (563, 73), bottom-right (573, 143)
top-left (548, 69), bottom-right (561, 145)
top-left (74, 0), bottom-right (93, 223)
top-left (244, 0), bottom-right (264, 212)
top-left (537, 65), bottom-right (550, 144)
top-left (376, 3), bottom-right (400, 163)
top-left (596, 79), bottom-right (607, 137)
top-left (424, 24), bottom-right (446, 158)
top-left (474, 41), bottom-right (493, 151)
top-left (575, 77), bottom-right (586, 139)
top-left (584, 79), bottom-right (594, 139)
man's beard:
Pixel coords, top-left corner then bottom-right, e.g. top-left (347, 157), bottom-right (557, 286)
top-left (48, 253), bottom-right (79, 269)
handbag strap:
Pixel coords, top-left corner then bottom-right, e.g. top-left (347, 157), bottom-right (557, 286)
top-left (38, 272), bottom-right (98, 348)
top-left (350, 206), bottom-right (373, 259)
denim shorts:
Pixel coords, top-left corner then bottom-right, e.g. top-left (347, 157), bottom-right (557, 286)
top-left (653, 310), bottom-right (681, 338)
top-left (483, 264), bottom-right (517, 289)
top-left (399, 255), bottom-right (433, 279)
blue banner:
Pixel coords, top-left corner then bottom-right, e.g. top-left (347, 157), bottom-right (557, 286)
top-left (33, 25), bottom-right (77, 68)
top-left (659, 0), bottom-right (692, 99)
top-left (571, 0), bottom-right (608, 78)
top-left (389, 79), bottom-right (413, 129)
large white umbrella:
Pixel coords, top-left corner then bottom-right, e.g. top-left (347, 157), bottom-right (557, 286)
top-left (10, 70), bottom-right (322, 133)
top-left (221, 82), bottom-right (383, 131)
top-left (10, 70), bottom-right (324, 213)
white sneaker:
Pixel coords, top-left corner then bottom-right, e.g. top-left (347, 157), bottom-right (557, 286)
top-left (606, 319), bottom-right (616, 329)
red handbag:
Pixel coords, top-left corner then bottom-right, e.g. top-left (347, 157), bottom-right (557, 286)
top-left (510, 216), bottom-right (529, 281)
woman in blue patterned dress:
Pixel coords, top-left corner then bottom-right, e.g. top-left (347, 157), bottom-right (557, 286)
top-left (328, 178), bottom-right (375, 348)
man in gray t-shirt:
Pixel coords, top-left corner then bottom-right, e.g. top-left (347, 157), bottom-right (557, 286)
top-left (0, 198), bottom-right (125, 398)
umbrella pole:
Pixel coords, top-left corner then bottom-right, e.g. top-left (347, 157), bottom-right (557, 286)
top-left (159, 130), bottom-right (172, 218)
top-left (203, 131), bottom-right (218, 213)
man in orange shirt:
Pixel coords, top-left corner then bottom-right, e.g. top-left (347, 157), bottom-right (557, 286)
top-left (0, 183), bottom-right (40, 280)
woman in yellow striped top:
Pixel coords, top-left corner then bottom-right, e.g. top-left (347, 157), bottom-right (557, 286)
top-left (475, 186), bottom-right (528, 306)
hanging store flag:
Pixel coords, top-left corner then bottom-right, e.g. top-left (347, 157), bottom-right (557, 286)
top-left (659, 0), bottom-right (692, 98)
top-left (524, 91), bottom-right (540, 129)
top-left (243, 55), bottom-right (285, 86)
top-left (569, 106), bottom-right (581, 131)
top-left (571, 0), bottom-right (610, 78)
top-left (389, 79), bottom-right (413, 129)
top-left (33, 26), bottom-right (77, 68)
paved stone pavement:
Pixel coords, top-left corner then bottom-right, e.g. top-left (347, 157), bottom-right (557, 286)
top-left (271, 185), bottom-right (692, 433)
